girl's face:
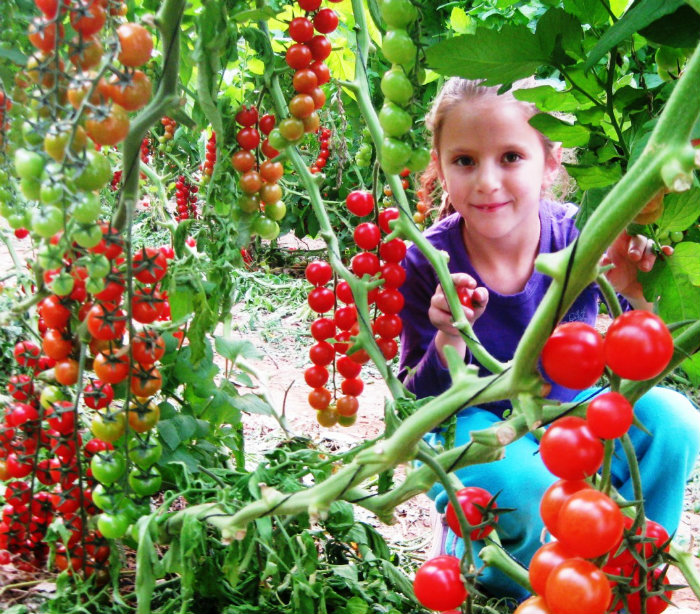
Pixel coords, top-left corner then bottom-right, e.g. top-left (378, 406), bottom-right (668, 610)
top-left (434, 98), bottom-right (561, 245)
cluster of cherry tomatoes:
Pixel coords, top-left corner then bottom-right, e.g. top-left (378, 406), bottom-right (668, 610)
top-left (200, 131), bottom-right (216, 184)
top-left (541, 310), bottom-right (675, 391)
top-left (377, 0), bottom-right (429, 175)
top-left (520, 477), bottom-right (672, 614)
top-left (174, 175), bottom-right (199, 222)
top-left (158, 116), bottom-right (177, 148)
top-left (303, 190), bottom-right (407, 427)
top-left (0, 338), bottom-right (112, 575)
top-left (516, 311), bottom-right (677, 613)
top-left (309, 126), bottom-right (332, 174)
top-left (231, 105), bottom-right (286, 241)
top-left (412, 486), bottom-right (498, 611)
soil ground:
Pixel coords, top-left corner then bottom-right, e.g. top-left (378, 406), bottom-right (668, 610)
top-left (1, 227), bottom-right (699, 611)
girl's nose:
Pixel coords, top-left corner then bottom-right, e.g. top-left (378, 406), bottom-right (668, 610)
top-left (476, 162), bottom-right (499, 192)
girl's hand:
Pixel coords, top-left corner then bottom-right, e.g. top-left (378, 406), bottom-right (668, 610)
top-left (429, 273), bottom-right (489, 335)
top-left (601, 231), bottom-right (673, 308)
top-left (429, 274), bottom-right (489, 366)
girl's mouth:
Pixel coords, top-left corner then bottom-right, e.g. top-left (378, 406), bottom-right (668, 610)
top-left (473, 202), bottom-right (508, 212)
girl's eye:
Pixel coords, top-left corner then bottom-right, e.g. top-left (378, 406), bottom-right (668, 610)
top-left (454, 155), bottom-right (474, 167)
top-left (503, 152), bottom-right (522, 163)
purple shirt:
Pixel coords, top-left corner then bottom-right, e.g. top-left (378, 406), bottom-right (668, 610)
top-left (398, 200), bottom-right (600, 416)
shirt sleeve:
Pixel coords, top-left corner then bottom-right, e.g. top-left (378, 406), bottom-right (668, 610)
top-left (398, 247), bottom-right (456, 398)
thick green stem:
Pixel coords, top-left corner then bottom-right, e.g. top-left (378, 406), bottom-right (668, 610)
top-left (479, 543), bottom-right (532, 592)
top-left (670, 544), bottom-right (700, 600)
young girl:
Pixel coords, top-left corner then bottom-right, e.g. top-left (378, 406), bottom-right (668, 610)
top-left (398, 78), bottom-right (700, 601)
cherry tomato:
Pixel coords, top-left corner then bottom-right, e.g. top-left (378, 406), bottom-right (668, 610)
top-left (133, 247), bottom-right (168, 284)
top-left (346, 190), bottom-right (374, 216)
top-left (586, 392), bottom-right (634, 439)
top-left (97, 512), bottom-right (130, 539)
top-left (70, 1), bottom-right (106, 36)
top-left (556, 489), bottom-right (624, 558)
top-left (604, 311), bottom-right (674, 380)
top-left (304, 366), bottom-right (329, 388)
top-left (55, 358), bottom-right (79, 385)
top-left (341, 377), bottom-right (364, 396)
top-left (445, 486), bottom-right (497, 539)
top-left (308, 287), bottom-right (335, 313)
top-left (93, 350), bottom-right (129, 384)
top-left (539, 479), bottom-right (590, 539)
top-left (541, 322), bottom-right (605, 389)
top-left (336, 354), bottom-right (362, 378)
top-left (91, 451), bottom-right (126, 485)
top-left (378, 207), bottom-right (399, 233)
top-left (235, 105), bottom-right (258, 127)
top-left (117, 23), bottom-right (153, 67)
top-left (87, 303), bottom-right (127, 341)
top-left (310, 318), bottom-right (335, 342)
top-left (308, 387), bottom-right (331, 410)
top-left (529, 542), bottom-right (573, 596)
top-left (354, 222), bottom-right (381, 250)
top-left (309, 342), bottom-right (334, 366)
top-left (90, 409), bottom-right (126, 443)
top-left (128, 466), bottom-right (162, 496)
top-left (413, 555), bottom-right (467, 611)
top-left (130, 367), bottom-right (162, 400)
top-left (351, 252), bottom-right (380, 278)
top-left (544, 559), bottom-right (611, 614)
top-left (513, 595), bottom-right (552, 614)
top-left (539, 416), bottom-right (603, 480)
top-left (131, 330), bottom-right (165, 365)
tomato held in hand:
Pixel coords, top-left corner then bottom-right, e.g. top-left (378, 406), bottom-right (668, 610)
top-left (539, 416), bottom-right (603, 480)
top-left (604, 310), bottom-right (674, 380)
top-left (413, 555), bottom-right (467, 611)
top-left (445, 486), bottom-right (497, 539)
top-left (541, 322), bottom-right (605, 389)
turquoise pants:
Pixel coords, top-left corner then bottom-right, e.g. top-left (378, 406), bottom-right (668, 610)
top-left (425, 387), bottom-right (700, 601)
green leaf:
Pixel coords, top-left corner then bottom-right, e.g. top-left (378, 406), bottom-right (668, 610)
top-left (584, 0), bottom-right (685, 70)
top-left (214, 336), bottom-right (264, 363)
top-left (449, 7), bottom-right (474, 34)
top-left (565, 163), bottom-right (622, 189)
top-left (235, 393), bottom-right (274, 416)
top-left (657, 189), bottom-right (700, 234)
top-left (169, 282), bottom-right (196, 322)
top-left (529, 114), bottom-right (591, 147)
top-left (158, 414), bottom-right (199, 449)
top-left (513, 85), bottom-right (594, 112)
top-left (681, 353), bottom-right (700, 387)
top-left (535, 7), bottom-right (583, 62)
top-left (0, 47), bottom-right (26, 65)
top-left (425, 25), bottom-right (548, 85)
top-left (561, 0), bottom-right (610, 26)
top-left (135, 516), bottom-right (159, 614)
top-left (344, 597), bottom-right (369, 614)
top-left (639, 5), bottom-right (700, 48)
top-left (640, 242), bottom-right (700, 322)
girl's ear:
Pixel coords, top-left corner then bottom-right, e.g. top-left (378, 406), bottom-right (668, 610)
top-left (431, 149), bottom-right (447, 189)
top-left (541, 143), bottom-right (563, 190)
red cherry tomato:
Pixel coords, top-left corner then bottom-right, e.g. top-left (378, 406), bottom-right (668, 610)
top-left (586, 392), bottom-right (634, 439)
top-left (539, 416), bottom-right (604, 480)
top-left (444, 486), bottom-right (497, 539)
top-left (604, 310), bottom-right (674, 380)
top-left (544, 559), bottom-right (611, 614)
top-left (413, 555), bottom-right (467, 612)
top-left (539, 479), bottom-right (591, 539)
top-left (541, 322), bottom-right (605, 389)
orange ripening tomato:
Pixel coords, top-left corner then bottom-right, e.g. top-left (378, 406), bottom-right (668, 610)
top-left (117, 23), bottom-right (153, 67)
top-left (86, 104), bottom-right (130, 146)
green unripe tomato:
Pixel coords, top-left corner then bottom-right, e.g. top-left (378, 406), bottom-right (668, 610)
top-left (14, 148), bottom-right (45, 180)
top-left (40, 384), bottom-right (64, 410)
top-left (39, 180), bottom-right (63, 205)
top-left (264, 200), bottom-right (286, 221)
top-left (73, 150), bottom-right (111, 191)
top-left (85, 276), bottom-right (106, 295)
top-left (8, 212), bottom-right (29, 230)
top-left (381, 136), bottom-right (412, 174)
top-left (128, 466), bottom-right (162, 497)
top-left (670, 230), bottom-right (684, 242)
top-left (382, 30), bottom-right (416, 67)
top-left (20, 177), bottom-right (42, 200)
top-left (379, 102), bottom-right (413, 137)
top-left (0, 198), bottom-right (15, 217)
top-left (655, 46), bottom-right (686, 81)
top-left (97, 512), bottom-right (131, 539)
top-left (381, 67), bottom-right (414, 106)
top-left (278, 118), bottom-right (305, 143)
top-left (407, 147), bottom-right (431, 172)
top-left (84, 253), bottom-right (111, 279)
top-left (50, 271), bottom-right (75, 296)
top-left (252, 215), bottom-right (280, 240)
top-left (72, 192), bottom-right (102, 223)
top-left (37, 243), bottom-right (66, 270)
top-left (379, 0), bottom-right (418, 28)
top-left (128, 437), bottom-right (163, 469)
top-left (31, 206), bottom-right (63, 238)
top-left (72, 222), bottom-right (103, 248)
top-left (238, 193), bottom-right (261, 214)
top-left (22, 122), bottom-right (44, 147)
top-left (268, 128), bottom-right (289, 151)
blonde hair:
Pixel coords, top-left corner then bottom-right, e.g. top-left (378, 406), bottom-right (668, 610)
top-left (421, 78), bottom-right (570, 219)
